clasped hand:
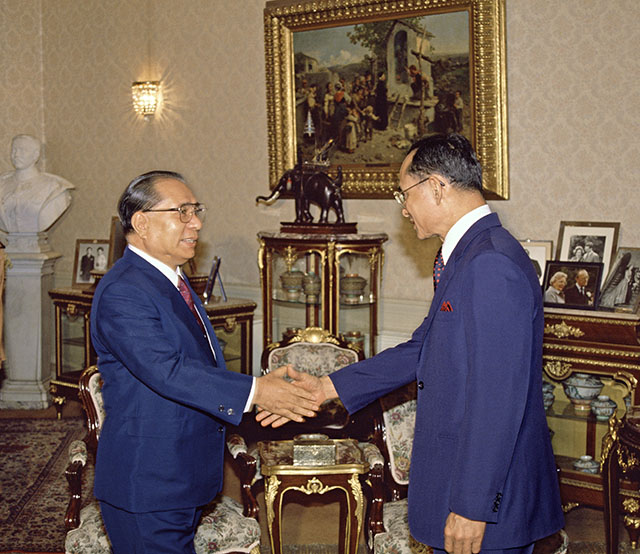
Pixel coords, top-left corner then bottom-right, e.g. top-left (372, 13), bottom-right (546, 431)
top-left (253, 365), bottom-right (324, 426)
top-left (254, 366), bottom-right (334, 428)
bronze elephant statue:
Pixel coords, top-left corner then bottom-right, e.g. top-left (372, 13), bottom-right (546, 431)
top-left (256, 162), bottom-right (344, 224)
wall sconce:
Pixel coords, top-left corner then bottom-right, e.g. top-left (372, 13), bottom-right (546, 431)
top-left (132, 80), bottom-right (160, 117)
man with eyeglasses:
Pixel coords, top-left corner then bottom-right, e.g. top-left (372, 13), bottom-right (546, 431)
top-left (259, 134), bottom-right (564, 554)
top-left (90, 170), bottom-right (320, 553)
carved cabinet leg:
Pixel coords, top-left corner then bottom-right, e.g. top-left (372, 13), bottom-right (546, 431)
top-left (623, 498), bottom-right (640, 549)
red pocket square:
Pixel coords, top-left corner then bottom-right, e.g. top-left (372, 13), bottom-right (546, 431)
top-left (440, 301), bottom-right (453, 312)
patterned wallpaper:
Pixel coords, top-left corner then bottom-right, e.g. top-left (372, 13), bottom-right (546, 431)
top-left (1, 0), bottom-right (639, 308)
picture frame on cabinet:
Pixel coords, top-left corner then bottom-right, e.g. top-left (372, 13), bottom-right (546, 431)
top-left (542, 260), bottom-right (603, 310)
top-left (598, 247), bottom-right (640, 313)
top-left (556, 221), bottom-right (620, 286)
top-left (72, 239), bottom-right (109, 288)
top-left (519, 239), bottom-right (553, 285)
top-left (263, 0), bottom-right (508, 200)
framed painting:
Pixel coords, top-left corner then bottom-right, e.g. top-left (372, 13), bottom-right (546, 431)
top-left (598, 247), bottom-right (640, 313)
top-left (519, 239), bottom-right (553, 285)
top-left (556, 221), bottom-right (620, 286)
top-left (72, 239), bottom-right (109, 288)
top-left (263, 0), bottom-right (508, 199)
top-left (542, 260), bottom-right (603, 311)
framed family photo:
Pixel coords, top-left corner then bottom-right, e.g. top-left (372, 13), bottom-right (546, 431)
top-left (72, 239), bottom-right (109, 288)
top-left (599, 247), bottom-right (640, 313)
top-left (263, 0), bottom-right (508, 199)
top-left (519, 239), bottom-right (553, 285)
top-left (556, 221), bottom-right (620, 285)
top-left (542, 261), bottom-right (603, 310)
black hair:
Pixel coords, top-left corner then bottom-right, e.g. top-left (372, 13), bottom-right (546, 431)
top-left (117, 170), bottom-right (186, 234)
top-left (407, 133), bottom-right (482, 192)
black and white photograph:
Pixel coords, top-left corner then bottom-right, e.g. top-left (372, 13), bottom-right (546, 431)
top-left (519, 239), bottom-right (553, 285)
top-left (598, 247), bottom-right (640, 313)
top-left (542, 261), bottom-right (603, 310)
top-left (72, 239), bottom-right (109, 288)
top-left (556, 221), bottom-right (620, 285)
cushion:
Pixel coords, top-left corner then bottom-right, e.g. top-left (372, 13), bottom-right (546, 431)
top-left (65, 496), bottom-right (260, 554)
top-left (372, 498), bottom-right (431, 554)
top-left (267, 342), bottom-right (358, 377)
top-left (380, 384), bottom-right (417, 485)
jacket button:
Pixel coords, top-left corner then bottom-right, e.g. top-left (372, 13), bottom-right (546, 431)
top-left (418, 381), bottom-right (424, 390)
top-left (218, 405), bottom-right (225, 412)
top-left (218, 426), bottom-right (224, 433)
top-left (227, 408), bottom-right (235, 416)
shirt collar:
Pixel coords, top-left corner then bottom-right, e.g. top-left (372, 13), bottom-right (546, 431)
top-left (441, 204), bottom-right (492, 264)
top-left (127, 244), bottom-right (184, 288)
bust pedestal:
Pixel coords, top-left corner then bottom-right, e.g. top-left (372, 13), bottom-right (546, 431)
top-left (0, 232), bottom-right (60, 408)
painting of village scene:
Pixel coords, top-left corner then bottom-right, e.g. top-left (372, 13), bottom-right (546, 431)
top-left (293, 10), bottom-right (470, 166)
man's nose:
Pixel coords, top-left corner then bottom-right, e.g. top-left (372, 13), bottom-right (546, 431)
top-left (188, 214), bottom-right (202, 230)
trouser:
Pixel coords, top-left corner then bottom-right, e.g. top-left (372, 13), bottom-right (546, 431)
top-left (100, 501), bottom-right (203, 554)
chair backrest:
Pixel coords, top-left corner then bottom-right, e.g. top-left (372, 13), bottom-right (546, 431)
top-left (261, 326), bottom-right (363, 377)
top-left (78, 365), bottom-right (105, 454)
top-left (260, 327), bottom-right (370, 439)
top-left (377, 382), bottom-right (417, 499)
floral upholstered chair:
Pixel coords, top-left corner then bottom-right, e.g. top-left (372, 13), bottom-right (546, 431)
top-left (366, 382), bottom-right (432, 554)
top-left (63, 365), bottom-right (261, 554)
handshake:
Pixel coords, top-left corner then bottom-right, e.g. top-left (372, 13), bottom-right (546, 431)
top-left (252, 365), bottom-right (338, 428)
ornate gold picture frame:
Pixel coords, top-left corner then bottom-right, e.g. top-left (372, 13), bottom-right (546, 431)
top-left (263, 0), bottom-right (508, 199)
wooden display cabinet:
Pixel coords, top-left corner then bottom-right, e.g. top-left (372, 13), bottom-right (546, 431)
top-left (49, 284), bottom-right (256, 417)
top-left (543, 307), bottom-right (640, 511)
top-left (258, 230), bottom-right (387, 357)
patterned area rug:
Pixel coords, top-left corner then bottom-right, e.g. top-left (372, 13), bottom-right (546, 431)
top-left (0, 417), bottom-right (86, 553)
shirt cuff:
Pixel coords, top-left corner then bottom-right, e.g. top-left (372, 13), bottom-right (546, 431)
top-left (243, 377), bottom-right (256, 412)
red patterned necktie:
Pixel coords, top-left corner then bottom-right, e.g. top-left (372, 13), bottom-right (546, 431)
top-left (178, 277), bottom-right (206, 334)
top-left (433, 247), bottom-right (445, 291)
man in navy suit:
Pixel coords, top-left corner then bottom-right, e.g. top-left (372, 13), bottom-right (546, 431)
top-left (91, 171), bottom-right (319, 553)
top-left (260, 134), bottom-right (564, 553)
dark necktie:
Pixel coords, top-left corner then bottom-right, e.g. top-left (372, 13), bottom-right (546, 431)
top-left (178, 277), bottom-right (206, 335)
top-left (433, 247), bottom-right (445, 291)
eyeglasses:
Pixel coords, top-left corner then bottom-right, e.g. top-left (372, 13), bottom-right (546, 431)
top-left (393, 175), bottom-right (444, 207)
top-left (143, 202), bottom-right (207, 223)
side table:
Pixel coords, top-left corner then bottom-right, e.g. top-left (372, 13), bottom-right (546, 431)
top-left (258, 439), bottom-right (369, 554)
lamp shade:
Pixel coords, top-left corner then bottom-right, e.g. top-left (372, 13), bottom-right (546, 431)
top-left (131, 81), bottom-right (160, 116)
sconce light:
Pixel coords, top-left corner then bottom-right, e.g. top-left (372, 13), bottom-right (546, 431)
top-left (132, 80), bottom-right (160, 117)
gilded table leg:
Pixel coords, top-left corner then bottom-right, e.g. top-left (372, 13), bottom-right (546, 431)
top-left (345, 473), bottom-right (364, 554)
top-left (265, 475), bottom-right (283, 554)
top-left (603, 443), bottom-right (620, 554)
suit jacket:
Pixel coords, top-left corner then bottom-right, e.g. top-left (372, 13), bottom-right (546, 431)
top-left (563, 284), bottom-right (589, 305)
top-left (90, 248), bottom-right (253, 512)
top-left (330, 213), bottom-right (563, 549)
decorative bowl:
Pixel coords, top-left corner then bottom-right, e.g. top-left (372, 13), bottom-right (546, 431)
top-left (563, 373), bottom-right (604, 412)
top-left (543, 390), bottom-right (555, 412)
top-left (340, 273), bottom-right (367, 303)
top-left (302, 271), bottom-right (321, 302)
top-left (542, 380), bottom-right (555, 394)
top-left (280, 270), bottom-right (304, 300)
top-left (591, 395), bottom-right (617, 421)
top-left (573, 455), bottom-right (599, 474)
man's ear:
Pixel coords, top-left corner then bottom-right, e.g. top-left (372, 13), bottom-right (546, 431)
top-left (130, 211), bottom-right (148, 239)
top-left (432, 176), bottom-right (445, 204)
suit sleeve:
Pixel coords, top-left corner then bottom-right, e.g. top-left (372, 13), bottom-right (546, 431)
top-left (91, 279), bottom-right (253, 426)
top-left (329, 316), bottom-right (429, 413)
top-left (448, 252), bottom-right (534, 522)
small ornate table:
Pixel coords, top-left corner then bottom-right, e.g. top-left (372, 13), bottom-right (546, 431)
top-left (258, 438), bottom-right (369, 554)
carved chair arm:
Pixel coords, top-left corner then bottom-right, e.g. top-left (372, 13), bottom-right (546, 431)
top-left (226, 433), bottom-right (259, 519)
top-left (64, 440), bottom-right (88, 530)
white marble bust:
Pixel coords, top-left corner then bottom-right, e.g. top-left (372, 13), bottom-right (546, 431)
top-left (0, 134), bottom-right (74, 233)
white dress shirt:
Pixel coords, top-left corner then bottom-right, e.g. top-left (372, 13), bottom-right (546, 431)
top-left (441, 204), bottom-right (492, 264)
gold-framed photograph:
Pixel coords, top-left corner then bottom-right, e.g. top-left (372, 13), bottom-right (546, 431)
top-left (599, 247), bottom-right (640, 313)
top-left (518, 239), bottom-right (553, 285)
top-left (72, 239), bottom-right (109, 288)
top-left (263, 0), bottom-right (508, 199)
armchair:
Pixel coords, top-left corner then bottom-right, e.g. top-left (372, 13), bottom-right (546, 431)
top-left (366, 382), bottom-right (431, 554)
top-left (63, 365), bottom-right (261, 554)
